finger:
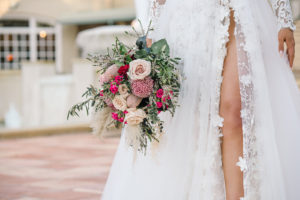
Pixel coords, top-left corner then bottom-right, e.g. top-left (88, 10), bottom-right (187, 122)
top-left (278, 36), bottom-right (285, 57)
top-left (286, 38), bottom-right (295, 68)
top-left (288, 47), bottom-right (295, 68)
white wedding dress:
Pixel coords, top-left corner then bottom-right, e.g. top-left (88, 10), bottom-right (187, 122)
top-left (101, 0), bottom-right (300, 199)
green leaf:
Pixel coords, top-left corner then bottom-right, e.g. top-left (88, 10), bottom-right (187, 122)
top-left (119, 45), bottom-right (127, 55)
top-left (151, 39), bottom-right (170, 55)
top-left (135, 49), bottom-right (148, 59)
top-left (114, 61), bottom-right (125, 67)
top-left (125, 55), bottom-right (133, 63)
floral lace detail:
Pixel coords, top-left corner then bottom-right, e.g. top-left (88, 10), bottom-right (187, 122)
top-left (236, 156), bottom-right (248, 172)
top-left (148, 0), bottom-right (166, 37)
top-left (271, 0), bottom-right (296, 31)
top-left (232, 2), bottom-right (261, 198)
top-left (206, 1), bottom-right (231, 199)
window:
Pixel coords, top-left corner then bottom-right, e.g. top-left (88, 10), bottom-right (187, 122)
top-left (0, 19), bottom-right (56, 70)
top-left (0, 33), bottom-right (30, 70)
top-left (37, 32), bottom-right (56, 61)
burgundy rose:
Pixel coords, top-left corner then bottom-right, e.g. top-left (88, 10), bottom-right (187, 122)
top-left (118, 64), bottom-right (129, 76)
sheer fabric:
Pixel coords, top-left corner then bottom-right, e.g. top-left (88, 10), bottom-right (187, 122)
top-left (149, 0), bottom-right (296, 31)
top-left (101, 0), bottom-right (300, 199)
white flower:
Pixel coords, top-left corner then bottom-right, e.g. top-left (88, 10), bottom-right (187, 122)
top-left (240, 74), bottom-right (252, 86)
top-left (112, 95), bottom-right (127, 111)
top-left (213, 115), bottom-right (224, 128)
top-left (128, 59), bottom-right (151, 80)
top-left (236, 156), bottom-right (247, 172)
top-left (118, 84), bottom-right (129, 98)
top-left (125, 108), bottom-right (146, 125)
top-left (240, 108), bottom-right (249, 119)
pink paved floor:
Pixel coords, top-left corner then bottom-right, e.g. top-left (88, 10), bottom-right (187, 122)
top-left (0, 133), bottom-right (120, 200)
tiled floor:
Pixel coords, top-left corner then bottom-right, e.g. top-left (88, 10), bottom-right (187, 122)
top-left (0, 133), bottom-right (120, 200)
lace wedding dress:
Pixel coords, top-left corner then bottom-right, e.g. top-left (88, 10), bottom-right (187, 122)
top-left (101, 0), bottom-right (300, 199)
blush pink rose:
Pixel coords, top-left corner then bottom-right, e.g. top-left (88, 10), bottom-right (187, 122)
top-left (100, 64), bottom-right (119, 86)
top-left (128, 59), bottom-right (151, 80)
top-left (104, 98), bottom-right (114, 108)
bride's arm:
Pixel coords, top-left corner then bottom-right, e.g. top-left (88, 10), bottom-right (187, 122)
top-left (270, 0), bottom-right (296, 31)
top-left (147, 0), bottom-right (166, 47)
top-left (270, 0), bottom-right (295, 67)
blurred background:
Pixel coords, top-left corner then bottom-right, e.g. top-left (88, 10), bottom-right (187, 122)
top-left (0, 0), bottom-right (299, 199)
top-left (0, 0), bottom-right (151, 134)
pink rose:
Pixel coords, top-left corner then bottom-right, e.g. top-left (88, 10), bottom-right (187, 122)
top-left (118, 117), bottom-right (124, 123)
top-left (156, 102), bottom-right (163, 108)
top-left (128, 59), bottom-right (151, 80)
top-left (104, 98), bottom-right (113, 106)
top-left (104, 98), bottom-right (116, 110)
top-left (124, 108), bottom-right (146, 125)
top-left (114, 76), bottom-right (123, 85)
top-left (99, 90), bottom-right (104, 96)
top-left (111, 112), bottom-right (119, 120)
top-left (156, 89), bottom-right (164, 98)
top-left (112, 95), bottom-right (127, 111)
top-left (110, 84), bottom-right (118, 94)
top-left (100, 64), bottom-right (119, 86)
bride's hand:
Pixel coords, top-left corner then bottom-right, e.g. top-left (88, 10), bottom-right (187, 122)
top-left (278, 28), bottom-right (295, 68)
top-left (146, 38), bottom-right (152, 48)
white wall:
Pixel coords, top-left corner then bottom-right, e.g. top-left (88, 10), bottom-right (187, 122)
top-left (0, 70), bottom-right (22, 121)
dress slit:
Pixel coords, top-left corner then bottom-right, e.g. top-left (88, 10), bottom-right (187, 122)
top-left (233, 9), bottom-right (260, 199)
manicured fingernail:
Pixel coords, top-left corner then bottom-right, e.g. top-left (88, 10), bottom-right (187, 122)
top-left (279, 51), bottom-right (284, 57)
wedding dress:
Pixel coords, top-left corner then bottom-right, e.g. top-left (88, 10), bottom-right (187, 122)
top-left (101, 0), bottom-right (300, 199)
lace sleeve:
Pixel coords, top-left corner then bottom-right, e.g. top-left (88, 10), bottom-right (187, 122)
top-left (148, 0), bottom-right (166, 37)
top-left (270, 0), bottom-right (296, 31)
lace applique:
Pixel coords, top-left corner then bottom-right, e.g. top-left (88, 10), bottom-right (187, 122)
top-left (271, 0), bottom-right (296, 31)
top-left (213, 115), bottom-right (224, 128)
top-left (236, 156), bottom-right (248, 172)
top-left (206, 2), bottom-right (231, 199)
top-left (149, 0), bottom-right (166, 37)
top-left (234, 9), bottom-right (261, 199)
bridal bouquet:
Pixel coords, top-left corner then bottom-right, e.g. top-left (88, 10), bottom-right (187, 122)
top-left (68, 23), bottom-right (182, 152)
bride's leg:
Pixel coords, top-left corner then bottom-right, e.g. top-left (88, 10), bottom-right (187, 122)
top-left (220, 11), bottom-right (244, 200)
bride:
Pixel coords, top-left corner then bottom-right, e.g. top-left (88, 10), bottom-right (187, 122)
top-left (101, 0), bottom-right (300, 199)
